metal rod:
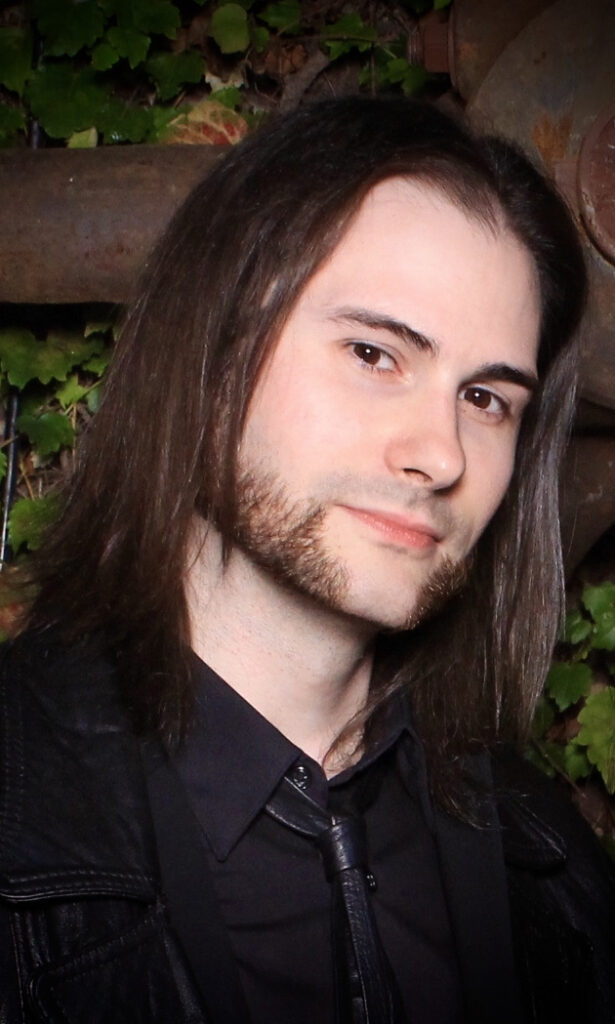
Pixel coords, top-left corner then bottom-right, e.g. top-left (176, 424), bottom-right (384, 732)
top-left (0, 391), bottom-right (20, 568)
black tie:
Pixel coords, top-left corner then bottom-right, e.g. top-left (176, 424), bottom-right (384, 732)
top-left (265, 769), bottom-right (407, 1024)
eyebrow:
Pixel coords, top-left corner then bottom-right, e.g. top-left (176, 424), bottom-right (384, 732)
top-left (470, 362), bottom-right (539, 394)
top-left (330, 306), bottom-right (438, 355)
top-left (329, 305), bottom-right (539, 394)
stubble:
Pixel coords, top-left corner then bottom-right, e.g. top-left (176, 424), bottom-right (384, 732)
top-left (231, 469), bottom-right (468, 632)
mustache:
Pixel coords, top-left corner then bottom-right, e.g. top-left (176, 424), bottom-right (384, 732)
top-left (313, 471), bottom-right (458, 534)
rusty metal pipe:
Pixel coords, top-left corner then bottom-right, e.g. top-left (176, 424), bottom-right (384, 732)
top-left (0, 145), bottom-right (226, 305)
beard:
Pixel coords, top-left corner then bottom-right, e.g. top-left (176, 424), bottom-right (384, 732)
top-left (230, 467), bottom-right (469, 632)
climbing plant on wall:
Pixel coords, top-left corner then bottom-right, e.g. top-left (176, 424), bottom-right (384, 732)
top-left (0, 0), bottom-right (450, 148)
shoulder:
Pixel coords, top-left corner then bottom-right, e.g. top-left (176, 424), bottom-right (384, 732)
top-left (491, 746), bottom-right (614, 880)
top-left (0, 630), bottom-right (157, 899)
top-left (0, 628), bottom-right (121, 713)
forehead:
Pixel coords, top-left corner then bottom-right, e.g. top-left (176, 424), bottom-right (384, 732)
top-left (287, 177), bottom-right (540, 370)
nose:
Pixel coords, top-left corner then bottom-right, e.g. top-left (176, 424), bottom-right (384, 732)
top-left (383, 393), bottom-right (466, 491)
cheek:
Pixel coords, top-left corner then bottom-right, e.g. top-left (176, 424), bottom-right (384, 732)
top-left (248, 362), bottom-right (363, 466)
top-left (470, 439), bottom-right (517, 534)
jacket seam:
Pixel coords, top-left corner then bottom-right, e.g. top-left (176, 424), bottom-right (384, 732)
top-left (9, 909), bottom-right (27, 1024)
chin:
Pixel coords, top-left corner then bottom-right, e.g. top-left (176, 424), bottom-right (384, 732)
top-left (340, 553), bottom-right (469, 633)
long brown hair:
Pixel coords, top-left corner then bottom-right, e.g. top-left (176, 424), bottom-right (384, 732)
top-left (24, 97), bottom-right (586, 802)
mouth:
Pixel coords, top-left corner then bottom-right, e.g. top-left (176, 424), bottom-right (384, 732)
top-left (338, 505), bottom-right (443, 550)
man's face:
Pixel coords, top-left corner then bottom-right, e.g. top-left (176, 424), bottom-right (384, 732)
top-left (234, 178), bottom-right (540, 631)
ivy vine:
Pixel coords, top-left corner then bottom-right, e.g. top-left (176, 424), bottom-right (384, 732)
top-left (0, 317), bottom-right (114, 560)
top-left (529, 583), bottom-right (615, 855)
top-left (0, 0), bottom-right (450, 147)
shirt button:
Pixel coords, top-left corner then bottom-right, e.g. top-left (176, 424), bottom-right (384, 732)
top-left (290, 763), bottom-right (312, 790)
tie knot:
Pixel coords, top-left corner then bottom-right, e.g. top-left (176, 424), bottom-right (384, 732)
top-left (317, 815), bottom-right (368, 881)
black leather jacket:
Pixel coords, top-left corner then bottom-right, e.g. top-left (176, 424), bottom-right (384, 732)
top-left (0, 636), bottom-right (613, 1023)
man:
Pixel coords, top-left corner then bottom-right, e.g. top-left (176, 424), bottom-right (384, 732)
top-left (0, 97), bottom-right (613, 1023)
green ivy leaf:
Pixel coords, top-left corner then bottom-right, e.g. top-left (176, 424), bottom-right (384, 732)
top-left (131, 0), bottom-right (180, 38)
top-left (67, 127), bottom-right (98, 148)
top-left (0, 451), bottom-right (6, 485)
top-left (146, 105), bottom-right (181, 142)
top-left (250, 24), bottom-right (270, 51)
top-left (101, 0), bottom-right (179, 38)
top-left (0, 329), bottom-right (103, 388)
top-left (323, 13), bottom-right (377, 59)
top-left (582, 582), bottom-right (615, 620)
top-left (563, 608), bottom-right (592, 645)
top-left (212, 85), bottom-right (242, 109)
top-left (97, 97), bottom-right (152, 143)
top-left (324, 39), bottom-right (350, 61)
top-left (8, 495), bottom-right (59, 553)
top-left (33, 0), bottom-right (104, 57)
top-left (25, 64), bottom-right (110, 138)
top-left (324, 13), bottom-right (378, 43)
top-left (55, 375), bottom-right (88, 409)
top-left (390, 60), bottom-right (427, 96)
top-left (42, 329), bottom-right (104, 380)
top-left (434, 0), bottom-right (452, 8)
top-left (564, 740), bottom-right (592, 782)
top-left (0, 104), bottom-right (26, 146)
top-left (106, 26), bottom-right (151, 68)
top-left (146, 51), bottom-right (205, 101)
top-left (91, 40), bottom-right (119, 70)
top-left (577, 688), bottom-right (615, 792)
top-left (17, 411), bottom-right (75, 457)
top-left (83, 350), bottom-right (111, 376)
top-left (0, 27), bottom-right (33, 96)
top-left (545, 660), bottom-right (592, 711)
top-left (0, 329), bottom-right (42, 388)
top-left (259, 0), bottom-right (301, 33)
top-left (590, 609), bottom-right (615, 651)
top-left (209, 4), bottom-right (250, 54)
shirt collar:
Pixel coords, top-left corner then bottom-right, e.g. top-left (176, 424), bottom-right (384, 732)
top-left (174, 653), bottom-right (417, 860)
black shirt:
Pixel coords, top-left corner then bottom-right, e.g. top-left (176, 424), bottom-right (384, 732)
top-left (174, 656), bottom-right (465, 1023)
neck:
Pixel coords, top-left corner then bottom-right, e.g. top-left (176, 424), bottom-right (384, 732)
top-left (185, 523), bottom-right (376, 768)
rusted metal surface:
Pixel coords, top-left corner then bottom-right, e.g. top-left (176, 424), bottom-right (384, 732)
top-left (561, 435), bottom-right (615, 572)
top-left (414, 10), bottom-right (450, 74)
top-left (0, 144), bottom-right (225, 305)
top-left (448, 0), bottom-right (553, 102)
top-left (465, 0), bottom-right (615, 411)
top-left (578, 103), bottom-right (615, 265)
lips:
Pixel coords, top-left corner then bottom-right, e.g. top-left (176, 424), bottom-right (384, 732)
top-left (338, 505), bottom-right (442, 549)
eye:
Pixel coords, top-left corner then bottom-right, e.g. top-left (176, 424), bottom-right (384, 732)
top-left (460, 385), bottom-right (506, 418)
top-left (350, 342), bottom-right (396, 372)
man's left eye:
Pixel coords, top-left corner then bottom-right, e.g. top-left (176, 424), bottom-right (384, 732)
top-left (461, 386), bottom-right (505, 415)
